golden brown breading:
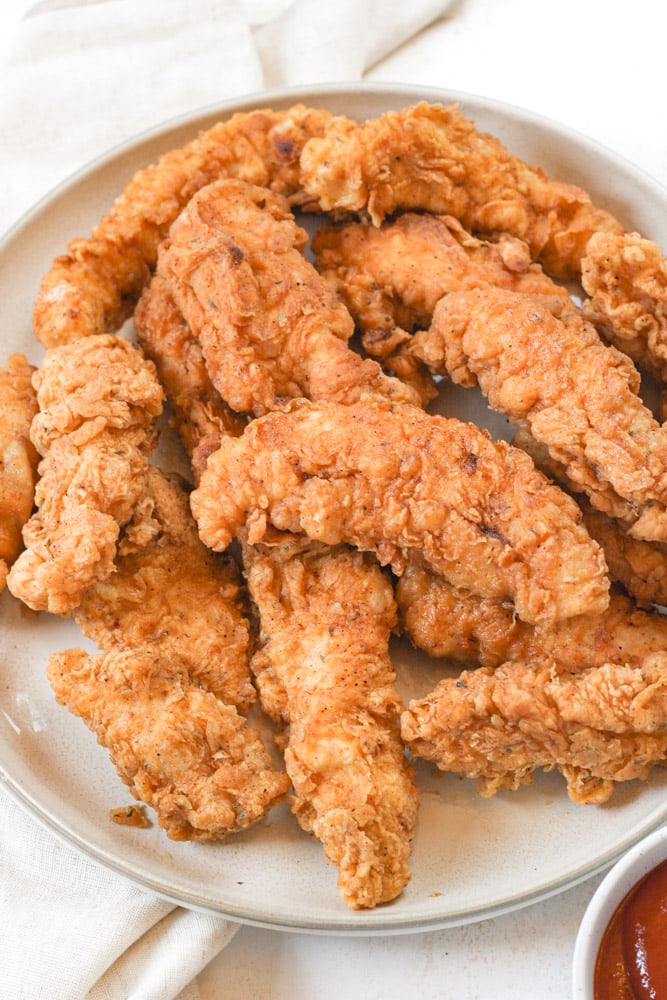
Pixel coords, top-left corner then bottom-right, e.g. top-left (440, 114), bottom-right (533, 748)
top-left (139, 220), bottom-right (420, 905)
top-left (33, 105), bottom-right (335, 348)
top-left (156, 179), bottom-right (419, 415)
top-left (579, 502), bottom-right (667, 609)
top-left (513, 427), bottom-right (667, 607)
top-left (47, 645), bottom-right (290, 841)
top-left (28, 332), bottom-right (162, 451)
top-left (396, 564), bottom-right (520, 666)
top-left (411, 285), bottom-right (667, 540)
top-left (245, 539), bottom-right (418, 910)
top-left (582, 231), bottom-right (667, 381)
top-left (134, 274), bottom-right (247, 482)
top-left (147, 186), bottom-right (425, 901)
top-left (312, 212), bottom-right (571, 364)
top-left (7, 335), bottom-right (163, 613)
top-left (396, 566), bottom-right (667, 669)
top-left (75, 467), bottom-right (255, 710)
top-left (299, 102), bottom-right (623, 277)
top-left (191, 398), bottom-right (610, 625)
top-left (401, 655), bottom-right (667, 805)
top-left (0, 354), bottom-right (39, 591)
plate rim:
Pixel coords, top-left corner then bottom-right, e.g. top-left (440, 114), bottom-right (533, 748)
top-left (3, 79), bottom-right (667, 249)
top-left (4, 772), bottom-right (667, 936)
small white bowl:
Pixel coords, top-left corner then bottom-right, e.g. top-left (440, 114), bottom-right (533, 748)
top-left (573, 823), bottom-right (667, 998)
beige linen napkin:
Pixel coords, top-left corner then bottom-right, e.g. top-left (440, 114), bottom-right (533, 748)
top-left (0, 1), bottom-right (454, 997)
top-left (0, 789), bottom-right (237, 999)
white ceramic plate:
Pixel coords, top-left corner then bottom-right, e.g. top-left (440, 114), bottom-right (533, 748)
top-left (2, 83), bottom-right (667, 936)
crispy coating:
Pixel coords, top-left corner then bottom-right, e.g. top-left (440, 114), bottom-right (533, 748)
top-left (141, 216), bottom-right (419, 905)
top-left (582, 231), bottom-right (667, 381)
top-left (0, 354), bottom-right (39, 590)
top-left (401, 655), bottom-right (667, 805)
top-left (47, 645), bottom-right (289, 840)
top-left (579, 501), bottom-right (667, 609)
top-left (134, 274), bottom-right (246, 482)
top-left (75, 467), bottom-right (255, 710)
top-left (28, 333), bottom-right (162, 451)
top-left (156, 179), bottom-right (419, 415)
top-left (312, 212), bottom-right (570, 364)
top-left (513, 427), bottom-right (667, 606)
top-left (191, 398), bottom-right (609, 624)
top-left (245, 540), bottom-right (418, 909)
top-left (18, 97), bottom-right (667, 896)
top-left (33, 105), bottom-right (335, 348)
top-left (300, 102), bottom-right (623, 277)
top-left (396, 565), bottom-right (667, 669)
top-left (412, 286), bottom-right (667, 540)
top-left (109, 804), bottom-right (151, 828)
top-left (7, 335), bottom-right (163, 613)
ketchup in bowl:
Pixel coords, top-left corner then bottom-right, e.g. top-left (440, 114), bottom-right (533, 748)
top-left (594, 857), bottom-right (667, 999)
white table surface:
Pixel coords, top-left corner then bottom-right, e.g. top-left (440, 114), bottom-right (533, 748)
top-left (0, 1), bottom-right (664, 997)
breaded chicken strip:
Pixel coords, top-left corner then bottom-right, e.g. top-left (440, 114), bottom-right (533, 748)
top-left (0, 354), bottom-right (39, 591)
top-left (7, 335), bottom-right (163, 613)
top-left (513, 427), bottom-right (667, 607)
top-left (582, 231), bottom-right (667, 381)
top-left (33, 105), bottom-right (335, 348)
top-left (305, 114), bottom-right (666, 412)
top-left (396, 567), bottom-right (667, 669)
top-left (245, 539), bottom-right (418, 909)
top-left (47, 448), bottom-right (284, 838)
top-left (300, 102), bottom-right (623, 278)
top-left (134, 274), bottom-right (246, 482)
top-left (401, 655), bottom-right (667, 805)
top-left (156, 179), bottom-right (419, 415)
top-left (74, 467), bottom-right (254, 710)
top-left (312, 212), bottom-right (571, 366)
top-left (48, 645), bottom-right (289, 841)
top-left (411, 286), bottom-right (667, 541)
top-left (141, 211), bottom-right (420, 906)
top-left (313, 211), bottom-right (667, 405)
top-left (191, 398), bottom-right (609, 625)
top-left (136, 263), bottom-right (419, 908)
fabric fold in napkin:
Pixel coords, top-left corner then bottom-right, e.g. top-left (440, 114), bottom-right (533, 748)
top-left (0, 0), bottom-right (454, 997)
top-left (0, 788), bottom-right (239, 999)
top-left (0, 0), bottom-right (453, 232)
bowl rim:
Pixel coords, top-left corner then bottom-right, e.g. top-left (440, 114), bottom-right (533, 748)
top-left (572, 822), bottom-right (667, 998)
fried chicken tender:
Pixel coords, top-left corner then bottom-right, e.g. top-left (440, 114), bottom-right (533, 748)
top-left (7, 335), bottom-right (163, 613)
top-left (396, 567), bottom-right (667, 669)
top-left (155, 179), bottom-right (419, 415)
top-left (134, 273), bottom-right (246, 481)
top-left (74, 467), bottom-right (255, 710)
top-left (513, 427), bottom-right (667, 607)
top-left (411, 285), bottom-right (667, 541)
top-left (401, 655), bottom-right (667, 805)
top-left (300, 102), bottom-right (623, 278)
top-left (47, 645), bottom-right (290, 840)
top-left (138, 234), bottom-right (419, 906)
top-left (581, 231), bottom-right (667, 381)
top-left (191, 398), bottom-right (609, 625)
top-left (244, 540), bottom-right (418, 909)
top-left (42, 418), bottom-right (285, 837)
top-left (312, 212), bottom-right (570, 365)
top-left (0, 354), bottom-right (38, 591)
top-left (33, 105), bottom-right (334, 348)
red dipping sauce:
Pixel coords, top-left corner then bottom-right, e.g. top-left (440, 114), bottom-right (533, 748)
top-left (594, 857), bottom-right (667, 999)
